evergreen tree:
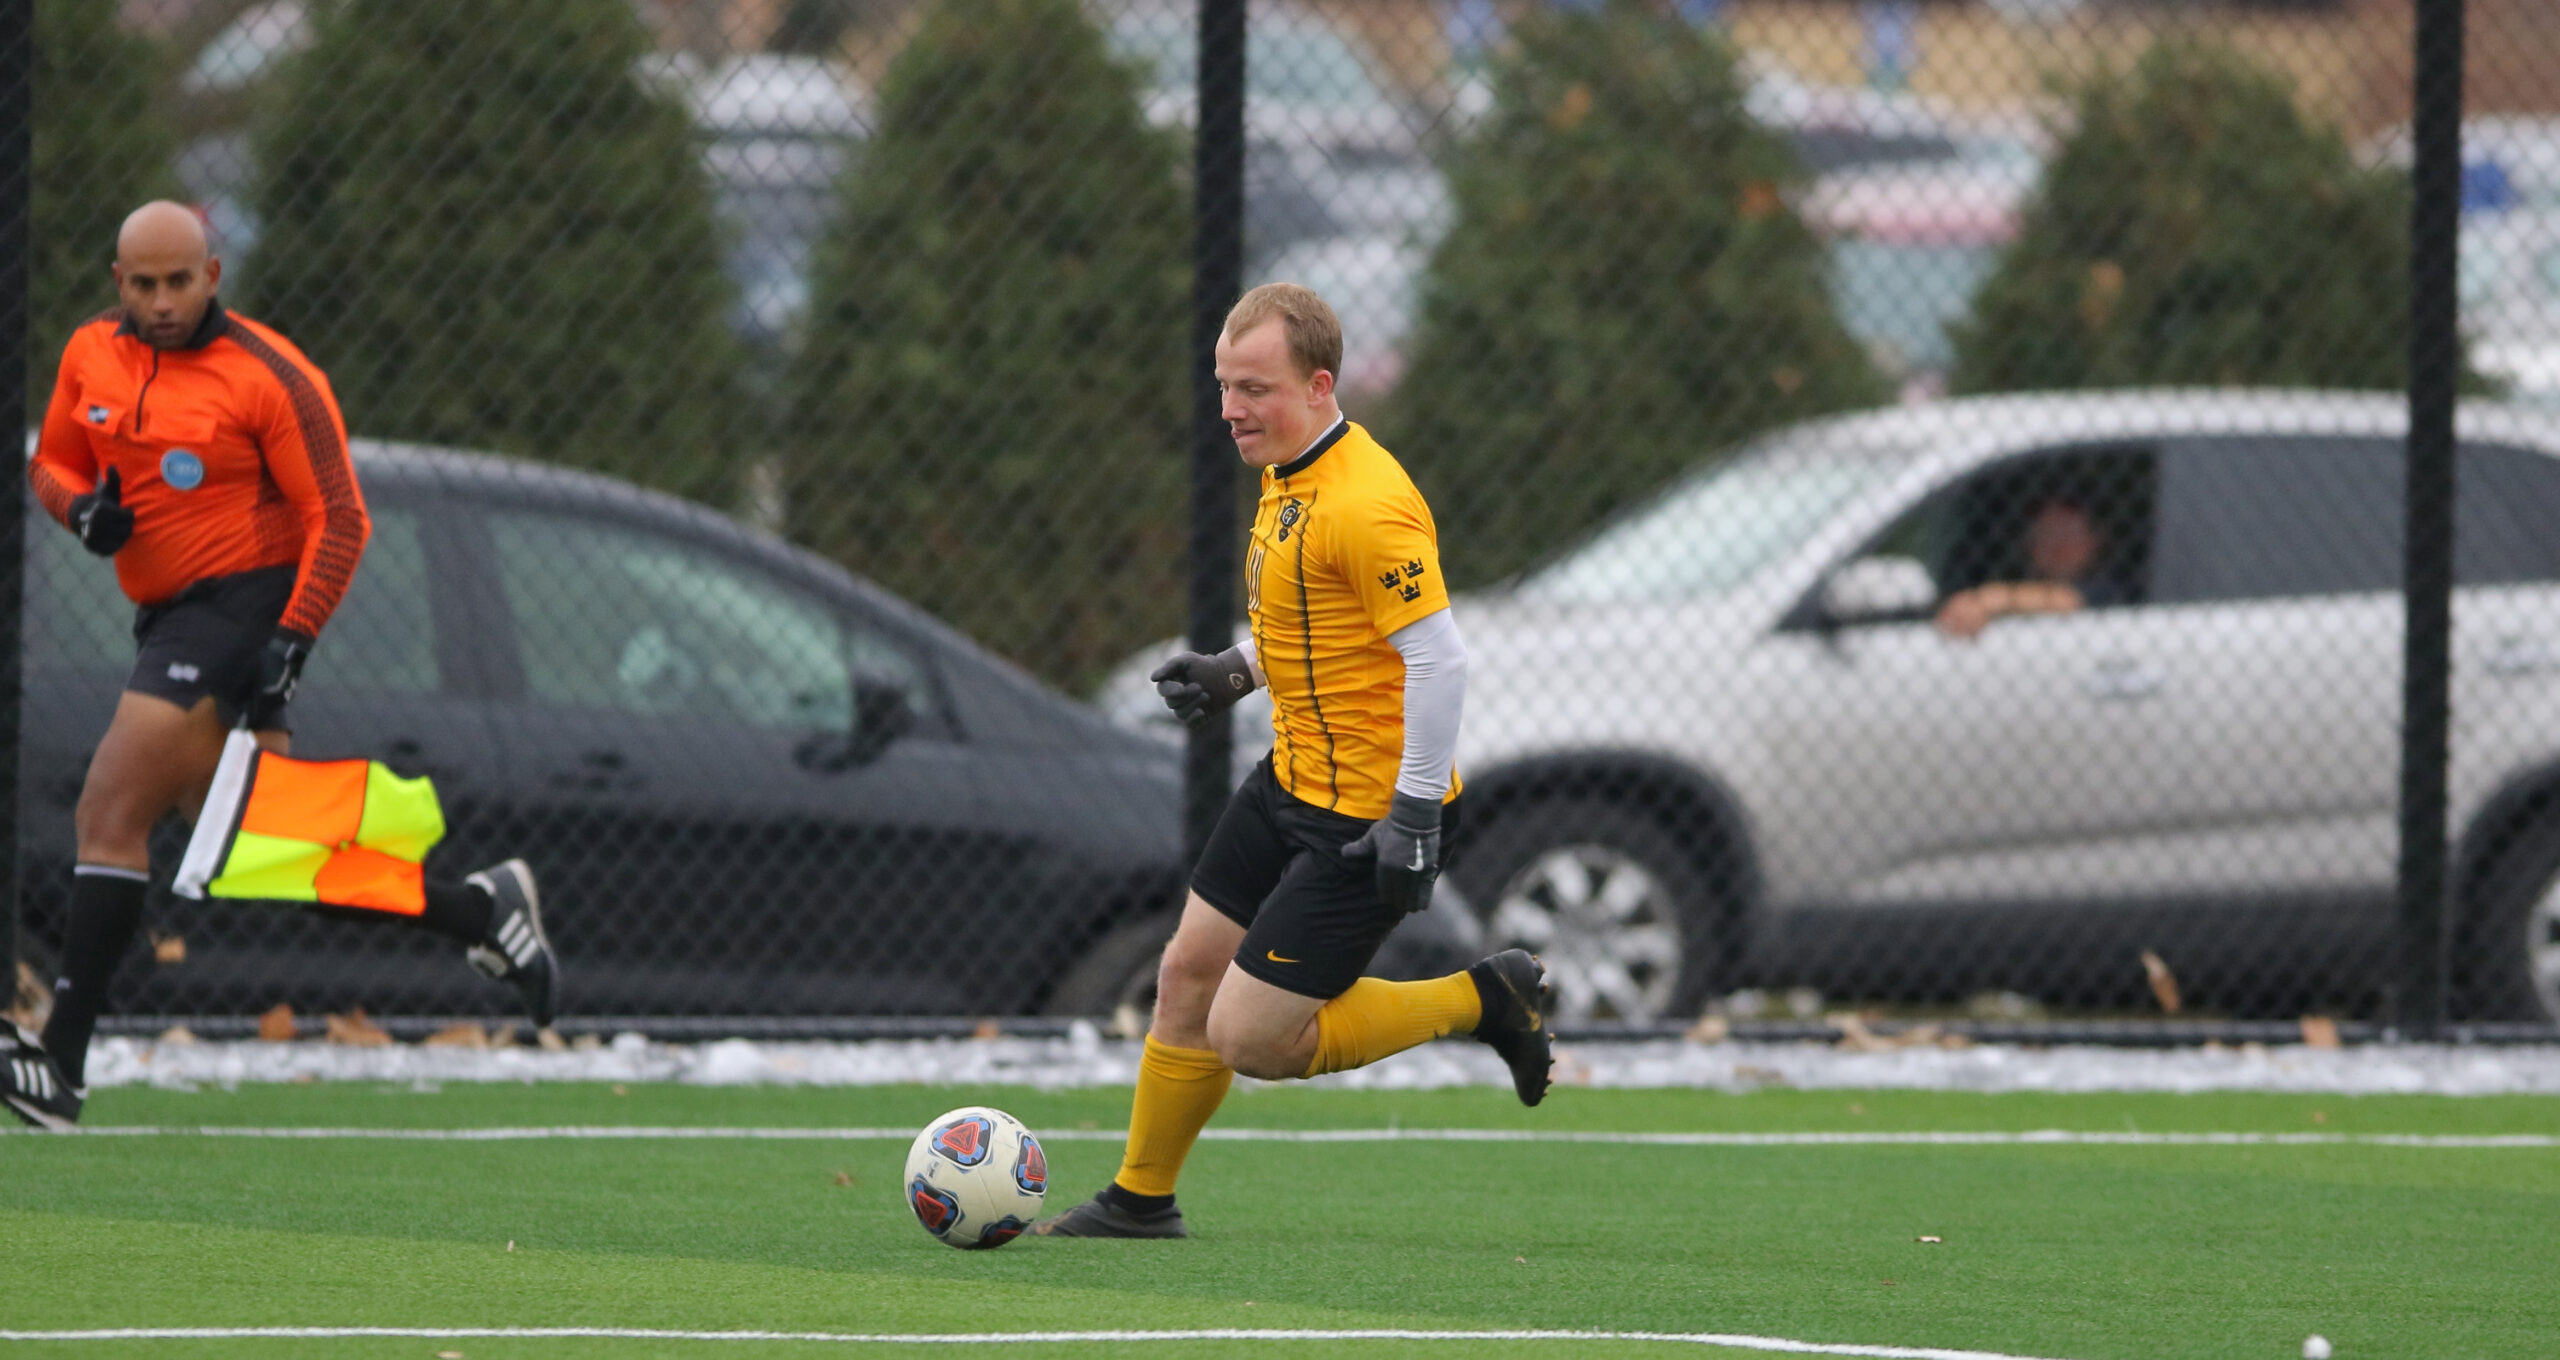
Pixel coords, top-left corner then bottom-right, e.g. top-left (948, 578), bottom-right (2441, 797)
top-left (31, 0), bottom-right (178, 409)
top-left (1383, 0), bottom-right (1883, 587)
top-left (1951, 40), bottom-right (2466, 394)
top-left (788, 0), bottom-right (1189, 690)
top-left (247, 0), bottom-right (743, 503)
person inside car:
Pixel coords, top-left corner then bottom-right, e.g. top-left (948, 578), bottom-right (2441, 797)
top-left (1933, 495), bottom-right (2129, 640)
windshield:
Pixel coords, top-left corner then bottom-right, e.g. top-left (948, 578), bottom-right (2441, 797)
top-left (1516, 440), bottom-right (1914, 605)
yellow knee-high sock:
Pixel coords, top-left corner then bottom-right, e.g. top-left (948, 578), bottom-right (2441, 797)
top-left (1304, 973), bottom-right (1484, 1077)
top-left (1112, 1036), bottom-right (1234, 1198)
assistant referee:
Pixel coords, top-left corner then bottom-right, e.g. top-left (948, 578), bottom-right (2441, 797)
top-left (2, 203), bottom-right (557, 1130)
top-left (1036, 284), bottom-right (1555, 1239)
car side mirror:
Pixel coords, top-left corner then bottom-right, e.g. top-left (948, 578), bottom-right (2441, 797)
top-left (1820, 555), bottom-right (1937, 626)
top-left (794, 677), bottom-right (917, 773)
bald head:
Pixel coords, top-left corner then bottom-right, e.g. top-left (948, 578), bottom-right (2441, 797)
top-left (118, 200), bottom-right (208, 265)
top-left (114, 200), bottom-right (220, 348)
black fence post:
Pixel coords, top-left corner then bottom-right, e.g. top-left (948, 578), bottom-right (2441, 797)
top-left (1184, 0), bottom-right (1246, 863)
top-left (2397, 0), bottom-right (2464, 1039)
top-left (0, 0), bottom-right (31, 1012)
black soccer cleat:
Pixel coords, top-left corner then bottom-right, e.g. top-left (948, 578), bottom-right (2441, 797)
top-left (465, 859), bottom-right (559, 1028)
top-left (1471, 949), bottom-right (1554, 1107)
top-left (2, 1025), bottom-right (83, 1131)
top-left (1029, 1191), bottom-right (1188, 1239)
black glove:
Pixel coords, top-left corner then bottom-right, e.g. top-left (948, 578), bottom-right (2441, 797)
top-left (1150, 647), bottom-right (1256, 730)
top-left (1340, 790), bottom-right (1444, 915)
top-left (244, 632), bottom-right (311, 729)
top-left (68, 467), bottom-right (134, 556)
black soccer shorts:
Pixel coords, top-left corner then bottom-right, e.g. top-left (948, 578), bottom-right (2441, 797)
top-left (127, 565), bottom-right (297, 730)
top-left (1190, 755), bottom-right (1465, 1001)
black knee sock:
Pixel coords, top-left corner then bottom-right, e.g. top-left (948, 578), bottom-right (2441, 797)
top-left (40, 867), bottom-right (150, 1088)
top-left (418, 879), bottom-right (494, 944)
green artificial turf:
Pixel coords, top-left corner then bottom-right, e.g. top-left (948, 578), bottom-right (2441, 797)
top-left (5, 1082), bottom-right (2556, 1359)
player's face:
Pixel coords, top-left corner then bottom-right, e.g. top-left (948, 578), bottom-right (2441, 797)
top-left (114, 243), bottom-right (222, 350)
top-left (1215, 320), bottom-right (1334, 469)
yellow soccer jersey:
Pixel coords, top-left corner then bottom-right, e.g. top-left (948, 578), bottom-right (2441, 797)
top-left (1247, 419), bottom-right (1460, 821)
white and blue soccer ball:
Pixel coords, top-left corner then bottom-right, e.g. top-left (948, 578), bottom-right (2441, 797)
top-left (903, 1105), bottom-right (1047, 1249)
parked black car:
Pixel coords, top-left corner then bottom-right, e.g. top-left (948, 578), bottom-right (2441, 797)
top-left (19, 440), bottom-right (1216, 1020)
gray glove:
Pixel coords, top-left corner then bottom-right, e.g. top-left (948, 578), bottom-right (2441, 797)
top-left (1340, 790), bottom-right (1443, 915)
top-left (1150, 647), bottom-right (1256, 730)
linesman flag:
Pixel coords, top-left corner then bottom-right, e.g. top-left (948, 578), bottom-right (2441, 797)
top-left (175, 729), bottom-right (447, 914)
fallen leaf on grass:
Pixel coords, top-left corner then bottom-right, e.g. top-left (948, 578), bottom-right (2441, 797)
top-left (1917, 1236), bottom-right (1943, 1244)
top-left (2141, 950), bottom-right (2182, 1014)
top-left (505, 1240), bottom-right (515, 1253)
top-left (258, 1003), bottom-right (298, 1041)
top-left (324, 1008), bottom-right (392, 1047)
top-left (833, 1171), bottom-right (854, 1187)
top-left (438, 1352), bottom-right (465, 1359)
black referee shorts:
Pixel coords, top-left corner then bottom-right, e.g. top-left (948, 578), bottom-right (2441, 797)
top-left (1191, 755), bottom-right (1464, 1001)
top-left (128, 565), bottom-right (296, 730)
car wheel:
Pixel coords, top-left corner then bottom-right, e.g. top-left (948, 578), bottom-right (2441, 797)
top-left (1043, 909), bottom-right (1179, 1023)
top-left (2462, 818), bottom-right (2560, 1023)
top-left (1450, 799), bottom-right (1734, 1025)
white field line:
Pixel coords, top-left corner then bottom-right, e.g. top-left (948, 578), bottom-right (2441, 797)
top-left (0, 1326), bottom-right (2083, 1358)
top-left (22, 1125), bottom-right (2560, 1147)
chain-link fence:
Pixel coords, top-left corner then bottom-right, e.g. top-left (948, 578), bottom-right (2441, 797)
top-left (12, 0), bottom-right (2560, 1036)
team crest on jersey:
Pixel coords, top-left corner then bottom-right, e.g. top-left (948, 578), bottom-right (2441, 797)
top-left (1277, 499), bottom-right (1304, 542)
top-left (931, 1115), bottom-right (994, 1167)
top-left (1012, 1134), bottom-right (1048, 1194)
top-left (909, 1177), bottom-right (963, 1236)
top-left (85, 405), bottom-right (110, 425)
top-left (161, 449), bottom-right (205, 491)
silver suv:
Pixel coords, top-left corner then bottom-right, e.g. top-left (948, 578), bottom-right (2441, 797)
top-left (1107, 392), bottom-right (2560, 1024)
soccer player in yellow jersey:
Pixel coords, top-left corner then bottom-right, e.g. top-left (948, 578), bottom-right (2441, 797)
top-left (1035, 283), bottom-right (1553, 1239)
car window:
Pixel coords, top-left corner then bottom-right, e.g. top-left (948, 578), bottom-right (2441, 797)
top-left (23, 502), bottom-right (436, 691)
top-left (300, 507), bottom-right (436, 694)
top-left (1518, 442), bottom-right (1912, 604)
top-left (2152, 438), bottom-right (2560, 605)
top-left (487, 509), bottom-right (926, 733)
top-left (1863, 445), bottom-right (2157, 608)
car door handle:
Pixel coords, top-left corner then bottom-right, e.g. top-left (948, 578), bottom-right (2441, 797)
top-left (2485, 637), bottom-right (2560, 678)
top-left (380, 738), bottom-right (465, 786)
top-left (2082, 658), bottom-right (2165, 702)
top-left (548, 749), bottom-right (640, 793)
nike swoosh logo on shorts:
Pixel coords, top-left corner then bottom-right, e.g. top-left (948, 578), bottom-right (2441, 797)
top-left (1266, 950), bottom-right (1299, 964)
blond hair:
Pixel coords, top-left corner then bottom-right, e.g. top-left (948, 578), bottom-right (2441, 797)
top-left (1224, 282), bottom-right (1342, 381)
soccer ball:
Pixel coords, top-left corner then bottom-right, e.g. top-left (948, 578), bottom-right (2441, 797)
top-left (903, 1106), bottom-right (1048, 1249)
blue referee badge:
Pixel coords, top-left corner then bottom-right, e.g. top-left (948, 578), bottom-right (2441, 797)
top-left (160, 448), bottom-right (206, 491)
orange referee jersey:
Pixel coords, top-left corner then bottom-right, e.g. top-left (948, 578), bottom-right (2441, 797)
top-left (1247, 418), bottom-right (1460, 822)
top-left (32, 300), bottom-right (368, 640)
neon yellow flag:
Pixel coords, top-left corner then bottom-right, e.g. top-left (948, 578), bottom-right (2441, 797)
top-left (175, 730), bottom-right (447, 915)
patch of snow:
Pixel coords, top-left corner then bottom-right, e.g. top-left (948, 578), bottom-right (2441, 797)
top-left (78, 1035), bottom-right (2560, 1096)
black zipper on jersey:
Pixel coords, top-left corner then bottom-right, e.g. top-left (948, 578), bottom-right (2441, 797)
top-left (132, 350), bottom-right (163, 436)
top-left (1290, 486), bottom-right (1341, 810)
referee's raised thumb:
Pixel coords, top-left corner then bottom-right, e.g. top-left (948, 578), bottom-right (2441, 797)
top-left (98, 467), bottom-right (122, 503)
